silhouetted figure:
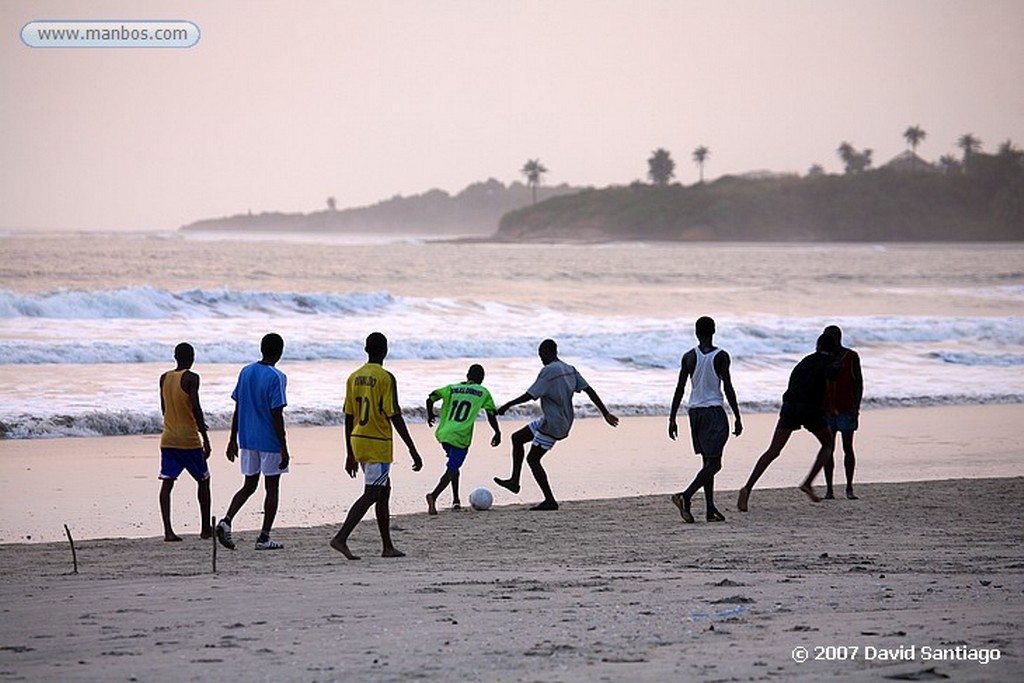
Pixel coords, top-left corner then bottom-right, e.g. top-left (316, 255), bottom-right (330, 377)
top-left (822, 325), bottom-right (863, 500)
top-left (494, 339), bottom-right (618, 510)
top-left (668, 317), bottom-right (742, 523)
top-left (158, 342), bottom-right (212, 541)
top-left (737, 333), bottom-right (838, 512)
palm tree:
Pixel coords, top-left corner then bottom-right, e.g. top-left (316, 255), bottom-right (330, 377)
top-left (692, 145), bottom-right (710, 183)
top-left (837, 141), bottom-right (855, 169)
top-left (938, 154), bottom-right (961, 175)
top-left (957, 133), bottom-right (982, 170)
top-left (520, 159), bottom-right (548, 204)
top-left (647, 148), bottom-right (675, 186)
top-left (837, 142), bottom-right (871, 174)
top-left (903, 125), bottom-right (926, 171)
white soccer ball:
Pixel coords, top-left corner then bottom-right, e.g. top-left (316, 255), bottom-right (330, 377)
top-left (468, 487), bottom-right (493, 511)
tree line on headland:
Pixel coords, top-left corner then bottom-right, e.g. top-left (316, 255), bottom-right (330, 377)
top-left (499, 128), bottom-right (1023, 241)
top-left (182, 127), bottom-right (1023, 241)
top-left (180, 178), bottom-right (584, 237)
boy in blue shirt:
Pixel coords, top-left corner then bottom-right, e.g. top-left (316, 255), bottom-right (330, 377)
top-left (215, 333), bottom-right (290, 551)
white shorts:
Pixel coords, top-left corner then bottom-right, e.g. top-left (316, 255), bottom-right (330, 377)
top-left (362, 462), bottom-right (391, 488)
top-left (240, 449), bottom-right (289, 476)
top-left (528, 419), bottom-right (558, 451)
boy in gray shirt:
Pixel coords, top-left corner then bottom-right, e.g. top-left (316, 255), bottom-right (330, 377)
top-left (494, 339), bottom-right (619, 510)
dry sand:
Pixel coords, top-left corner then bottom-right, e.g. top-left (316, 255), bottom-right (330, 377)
top-left (1, 485), bottom-right (1022, 681)
top-left (1, 406), bottom-right (1022, 681)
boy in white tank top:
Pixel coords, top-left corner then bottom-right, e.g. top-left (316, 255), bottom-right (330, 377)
top-left (668, 317), bottom-right (743, 523)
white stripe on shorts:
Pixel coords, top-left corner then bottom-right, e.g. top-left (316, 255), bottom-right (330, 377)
top-left (362, 462), bottom-right (391, 487)
top-left (528, 419), bottom-right (558, 451)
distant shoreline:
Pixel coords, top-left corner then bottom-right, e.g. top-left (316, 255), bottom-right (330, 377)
top-left (177, 159), bottom-right (1024, 243)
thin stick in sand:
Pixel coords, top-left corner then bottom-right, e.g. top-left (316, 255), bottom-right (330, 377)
top-left (63, 523), bottom-right (78, 574)
top-left (211, 516), bottom-right (217, 574)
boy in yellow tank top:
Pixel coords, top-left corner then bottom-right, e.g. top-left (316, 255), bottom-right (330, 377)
top-left (159, 342), bottom-right (212, 541)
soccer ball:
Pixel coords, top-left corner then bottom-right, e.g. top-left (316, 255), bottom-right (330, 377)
top-left (468, 487), bottom-right (493, 511)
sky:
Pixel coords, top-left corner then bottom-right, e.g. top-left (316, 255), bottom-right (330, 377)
top-left (2, 0), bottom-right (1023, 232)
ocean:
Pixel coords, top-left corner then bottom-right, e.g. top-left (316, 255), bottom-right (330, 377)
top-left (1, 232), bottom-right (1022, 439)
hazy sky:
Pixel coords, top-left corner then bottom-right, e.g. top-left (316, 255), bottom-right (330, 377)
top-left (2, 0), bottom-right (1023, 231)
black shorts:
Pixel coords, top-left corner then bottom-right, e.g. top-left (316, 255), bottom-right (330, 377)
top-left (777, 402), bottom-right (827, 433)
top-left (689, 406), bottom-right (729, 458)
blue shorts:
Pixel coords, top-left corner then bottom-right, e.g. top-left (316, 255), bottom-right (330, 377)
top-left (828, 412), bottom-right (859, 433)
top-left (442, 443), bottom-right (469, 472)
top-left (160, 447), bottom-right (210, 481)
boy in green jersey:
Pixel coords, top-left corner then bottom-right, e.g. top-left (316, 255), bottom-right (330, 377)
top-left (425, 364), bottom-right (502, 514)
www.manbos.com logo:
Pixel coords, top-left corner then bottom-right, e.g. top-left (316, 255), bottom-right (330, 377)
top-left (21, 20), bottom-right (200, 48)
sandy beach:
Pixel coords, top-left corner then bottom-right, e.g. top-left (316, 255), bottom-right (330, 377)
top-left (1, 405), bottom-right (1023, 681)
top-left (1, 477), bottom-right (1021, 682)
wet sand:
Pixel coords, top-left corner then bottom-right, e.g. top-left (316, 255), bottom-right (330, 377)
top-left (1, 405), bottom-right (1021, 543)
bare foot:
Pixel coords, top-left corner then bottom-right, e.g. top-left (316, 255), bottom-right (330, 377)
top-left (737, 487), bottom-right (750, 512)
top-left (382, 547), bottom-right (406, 558)
top-left (200, 529), bottom-right (213, 540)
top-left (823, 490), bottom-right (835, 500)
top-left (426, 493), bottom-right (437, 516)
top-left (530, 500), bottom-right (559, 511)
top-left (164, 533), bottom-right (183, 542)
top-left (845, 490), bottom-right (859, 500)
top-left (799, 482), bottom-right (822, 503)
top-left (329, 537), bottom-right (360, 560)
top-left (493, 477), bottom-right (520, 494)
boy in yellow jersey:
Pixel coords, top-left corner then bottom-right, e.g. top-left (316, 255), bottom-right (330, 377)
top-left (330, 332), bottom-right (422, 560)
top-left (425, 364), bottom-right (501, 515)
top-left (158, 342), bottom-right (212, 541)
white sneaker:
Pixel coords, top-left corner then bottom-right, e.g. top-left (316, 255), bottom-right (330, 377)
top-left (215, 520), bottom-right (235, 550)
top-left (254, 537), bottom-right (284, 550)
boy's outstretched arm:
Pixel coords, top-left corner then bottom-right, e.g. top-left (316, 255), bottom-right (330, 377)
top-left (583, 386), bottom-right (619, 427)
top-left (497, 392), bottom-right (533, 416)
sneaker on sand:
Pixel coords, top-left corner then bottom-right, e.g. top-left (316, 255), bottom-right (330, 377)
top-left (255, 537), bottom-right (284, 550)
top-left (671, 493), bottom-right (695, 523)
top-left (215, 520), bottom-right (236, 550)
